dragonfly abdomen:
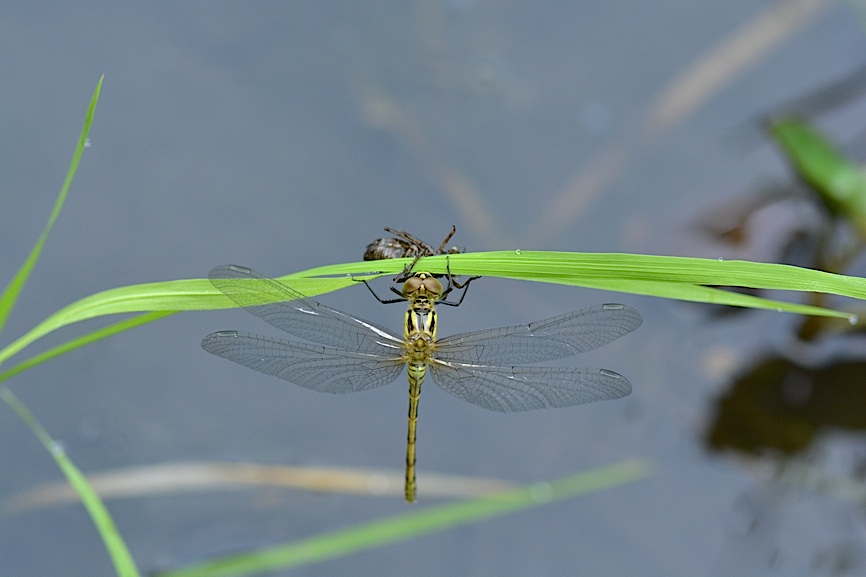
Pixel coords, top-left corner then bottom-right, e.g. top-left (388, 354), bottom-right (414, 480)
top-left (405, 361), bottom-right (427, 502)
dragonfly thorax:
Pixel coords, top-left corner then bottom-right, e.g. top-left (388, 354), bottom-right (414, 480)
top-left (404, 307), bottom-right (437, 343)
top-left (401, 272), bottom-right (441, 344)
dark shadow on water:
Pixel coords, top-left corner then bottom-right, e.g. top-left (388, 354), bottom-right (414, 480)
top-left (706, 356), bottom-right (866, 455)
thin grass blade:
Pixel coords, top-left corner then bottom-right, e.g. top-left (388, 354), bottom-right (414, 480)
top-left (3, 251), bottom-right (864, 369)
top-left (0, 386), bottom-right (140, 577)
top-left (156, 459), bottom-right (652, 577)
top-left (0, 76), bottom-right (103, 336)
top-left (0, 311), bottom-right (174, 383)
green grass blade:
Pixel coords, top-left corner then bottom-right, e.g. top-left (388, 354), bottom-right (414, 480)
top-left (312, 251), bottom-right (866, 295)
top-left (304, 252), bottom-right (865, 318)
top-left (565, 279), bottom-right (851, 317)
top-left (0, 311), bottom-right (174, 383)
top-left (3, 251), bottom-right (863, 368)
top-left (0, 386), bottom-right (140, 577)
top-left (0, 276), bottom-right (351, 366)
top-left (156, 459), bottom-right (652, 577)
top-left (0, 76), bottom-right (103, 336)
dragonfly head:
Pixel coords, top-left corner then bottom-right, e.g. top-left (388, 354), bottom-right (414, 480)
top-left (401, 272), bottom-right (443, 302)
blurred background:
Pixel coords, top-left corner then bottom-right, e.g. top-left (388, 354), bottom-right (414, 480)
top-left (3, 1), bottom-right (866, 575)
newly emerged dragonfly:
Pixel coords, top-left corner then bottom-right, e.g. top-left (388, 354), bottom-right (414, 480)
top-left (201, 264), bottom-right (642, 502)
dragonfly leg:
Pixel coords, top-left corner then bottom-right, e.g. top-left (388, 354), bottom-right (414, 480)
top-left (447, 255), bottom-right (480, 289)
top-left (359, 278), bottom-right (406, 305)
top-left (437, 256), bottom-right (481, 307)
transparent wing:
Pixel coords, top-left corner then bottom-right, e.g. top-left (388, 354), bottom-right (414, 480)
top-left (434, 304), bottom-right (642, 365)
top-left (429, 361), bottom-right (631, 412)
top-left (202, 330), bottom-right (405, 393)
top-left (208, 265), bottom-right (403, 352)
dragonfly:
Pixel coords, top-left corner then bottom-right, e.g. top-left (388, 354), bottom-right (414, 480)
top-left (201, 264), bottom-right (642, 502)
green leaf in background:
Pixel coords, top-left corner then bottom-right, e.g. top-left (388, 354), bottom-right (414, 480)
top-left (770, 117), bottom-right (866, 235)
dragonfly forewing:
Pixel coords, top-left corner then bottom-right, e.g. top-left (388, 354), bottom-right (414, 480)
top-left (201, 330), bottom-right (406, 394)
top-left (429, 362), bottom-right (631, 412)
top-left (208, 265), bottom-right (403, 353)
top-left (434, 303), bottom-right (642, 366)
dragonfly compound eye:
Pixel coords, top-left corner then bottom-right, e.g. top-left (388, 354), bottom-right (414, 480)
top-left (402, 276), bottom-right (424, 296)
top-left (422, 276), bottom-right (443, 296)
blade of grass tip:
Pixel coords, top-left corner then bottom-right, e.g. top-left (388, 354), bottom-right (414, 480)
top-left (157, 459), bottom-right (652, 577)
top-left (0, 386), bottom-right (140, 577)
top-left (0, 310), bottom-right (174, 384)
top-left (0, 75), bottom-right (104, 335)
top-left (550, 278), bottom-right (853, 319)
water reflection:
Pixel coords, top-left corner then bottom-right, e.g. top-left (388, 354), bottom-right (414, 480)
top-left (694, 81), bottom-right (866, 573)
top-left (699, 85), bottom-right (866, 455)
top-left (707, 357), bottom-right (866, 454)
